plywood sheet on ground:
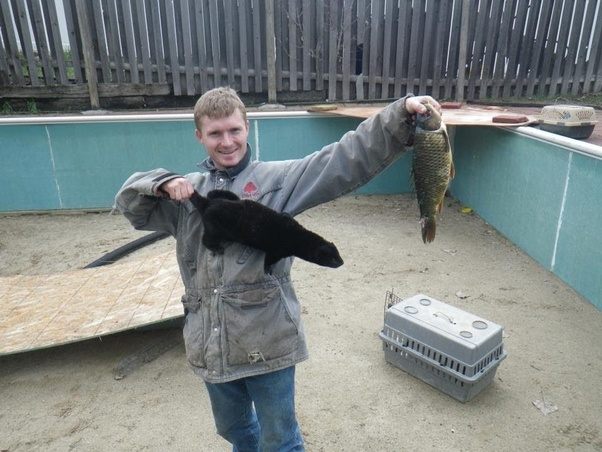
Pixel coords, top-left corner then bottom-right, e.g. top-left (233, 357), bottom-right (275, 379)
top-left (0, 252), bottom-right (183, 355)
top-left (326, 105), bottom-right (537, 127)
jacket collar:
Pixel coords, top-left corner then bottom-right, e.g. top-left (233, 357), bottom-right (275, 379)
top-left (198, 145), bottom-right (252, 178)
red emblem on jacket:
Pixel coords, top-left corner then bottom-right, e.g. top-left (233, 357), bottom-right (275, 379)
top-left (242, 181), bottom-right (259, 199)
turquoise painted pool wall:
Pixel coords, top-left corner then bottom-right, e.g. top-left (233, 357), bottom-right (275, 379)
top-left (0, 115), bottom-right (413, 212)
top-left (450, 127), bottom-right (602, 310)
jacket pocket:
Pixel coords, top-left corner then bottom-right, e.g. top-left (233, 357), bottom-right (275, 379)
top-left (222, 285), bottom-right (298, 366)
top-left (181, 294), bottom-right (206, 368)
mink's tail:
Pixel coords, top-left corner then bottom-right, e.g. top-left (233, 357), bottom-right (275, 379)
top-left (189, 191), bottom-right (209, 212)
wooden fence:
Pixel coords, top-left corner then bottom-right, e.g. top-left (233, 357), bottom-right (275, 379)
top-left (0, 0), bottom-right (601, 108)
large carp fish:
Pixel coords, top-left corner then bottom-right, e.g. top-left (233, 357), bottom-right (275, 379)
top-left (412, 102), bottom-right (455, 243)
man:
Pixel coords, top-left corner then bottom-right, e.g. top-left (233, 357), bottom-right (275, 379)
top-left (115, 87), bottom-right (439, 451)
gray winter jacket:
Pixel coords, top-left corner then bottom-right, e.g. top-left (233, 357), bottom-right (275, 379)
top-left (114, 97), bottom-right (414, 383)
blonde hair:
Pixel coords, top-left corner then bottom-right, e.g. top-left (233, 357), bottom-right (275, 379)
top-left (194, 87), bottom-right (247, 131)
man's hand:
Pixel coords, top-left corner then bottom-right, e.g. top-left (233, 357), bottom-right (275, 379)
top-left (159, 177), bottom-right (195, 201)
top-left (406, 95), bottom-right (441, 115)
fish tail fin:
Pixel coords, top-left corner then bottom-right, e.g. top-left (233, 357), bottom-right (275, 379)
top-left (420, 217), bottom-right (437, 243)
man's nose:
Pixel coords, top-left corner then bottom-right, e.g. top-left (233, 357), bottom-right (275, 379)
top-left (221, 133), bottom-right (233, 146)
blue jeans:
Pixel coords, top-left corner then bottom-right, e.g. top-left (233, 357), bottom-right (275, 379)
top-left (204, 366), bottom-right (305, 452)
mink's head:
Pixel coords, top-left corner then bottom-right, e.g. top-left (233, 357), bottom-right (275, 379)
top-left (313, 242), bottom-right (344, 268)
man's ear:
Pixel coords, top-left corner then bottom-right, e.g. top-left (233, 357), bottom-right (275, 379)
top-left (195, 128), bottom-right (203, 143)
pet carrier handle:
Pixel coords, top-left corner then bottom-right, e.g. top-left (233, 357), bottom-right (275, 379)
top-left (433, 312), bottom-right (455, 324)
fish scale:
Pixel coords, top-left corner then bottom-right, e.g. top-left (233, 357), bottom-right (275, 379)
top-left (412, 103), bottom-right (454, 243)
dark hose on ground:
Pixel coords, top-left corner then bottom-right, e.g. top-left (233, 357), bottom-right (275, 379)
top-left (84, 231), bottom-right (170, 268)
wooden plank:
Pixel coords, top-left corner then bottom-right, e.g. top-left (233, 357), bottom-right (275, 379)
top-left (539, 0), bottom-right (563, 96)
top-left (135, 0), bottom-right (153, 84)
top-left (302, 0), bottom-right (311, 91)
top-left (206, 0), bottom-right (221, 88)
top-left (179, 0), bottom-right (195, 94)
top-left (583, 3), bottom-right (602, 93)
top-left (502, 0), bottom-right (528, 97)
top-left (407, 0), bottom-right (424, 95)
top-left (288, 0), bottom-right (298, 91)
top-left (106, 0), bottom-right (125, 83)
top-left (515, 0), bottom-right (541, 98)
top-left (420, 0), bottom-right (437, 96)
top-left (315, 0), bottom-right (325, 91)
top-left (224, 0), bottom-right (236, 87)
top-left (75, 0), bottom-right (99, 107)
top-left (238, 0), bottom-right (249, 92)
top-left (165, 0), bottom-right (181, 94)
top-left (0, 83), bottom-right (171, 97)
top-left (46, 0), bottom-right (69, 84)
top-left (274, 0), bottom-right (283, 91)
top-left (328, 0), bottom-right (338, 100)
top-left (561, 0), bottom-right (586, 95)
top-left (121, 0), bottom-right (139, 83)
top-left (28, 0), bottom-right (54, 84)
top-left (381, 0), bottom-right (393, 99)
top-left (90, 0), bottom-right (111, 83)
top-left (490, 0), bottom-right (515, 98)
top-left (0, 1), bottom-right (25, 84)
top-left (456, 0), bottom-right (471, 101)
top-left (444, 0), bottom-right (462, 99)
top-left (571, 0), bottom-right (597, 95)
top-left (549, 0), bottom-right (575, 96)
top-left (394, 0), bottom-right (411, 98)
top-left (341, 0), bottom-right (352, 100)
top-left (173, 0), bottom-right (186, 92)
top-left (252, 0), bottom-right (262, 91)
top-left (265, 0), bottom-right (276, 102)
top-left (478, 0), bottom-right (502, 99)
top-left (367, 0), bottom-right (380, 99)
top-left (193, 0), bottom-right (208, 91)
top-left (14, 0), bottom-right (40, 86)
top-left (467, 0), bottom-right (490, 100)
top-left (526, 0), bottom-right (553, 97)
top-left (432, 0), bottom-right (450, 100)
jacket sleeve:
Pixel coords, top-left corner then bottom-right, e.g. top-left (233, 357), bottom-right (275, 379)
top-left (114, 169), bottom-right (183, 236)
top-left (277, 96), bottom-right (415, 216)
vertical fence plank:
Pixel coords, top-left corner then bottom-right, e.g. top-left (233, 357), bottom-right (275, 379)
top-left (121, 0), bottom-right (140, 83)
top-left (478, 0), bottom-right (502, 99)
top-left (193, 0), bottom-right (207, 91)
top-left (394, 0), bottom-right (410, 98)
top-left (444, 0), bottom-right (462, 99)
top-left (14, 0), bottom-right (40, 85)
top-left (381, 0), bottom-right (393, 99)
top-left (165, 0), bottom-right (180, 93)
top-left (456, 0), bottom-right (471, 101)
top-left (526, 0), bottom-right (553, 97)
top-left (327, 0), bottom-right (338, 100)
top-left (407, 0), bottom-right (424, 95)
top-left (105, 0), bottom-right (125, 83)
top-left (490, 0), bottom-right (513, 98)
top-left (238, 0), bottom-right (249, 92)
top-left (252, 0), bottom-right (262, 92)
top-left (90, 0), bottom-right (110, 83)
top-left (28, 0), bottom-right (54, 84)
top-left (265, 0), bottom-right (276, 101)
top-left (549, 0), bottom-right (575, 96)
top-left (419, 0), bottom-right (437, 96)
top-left (223, 0), bottom-right (235, 88)
top-left (274, 0), bottom-right (283, 91)
top-left (571, 0), bottom-right (596, 95)
top-left (502, 0), bottom-right (528, 97)
top-left (432, 0), bottom-right (450, 99)
top-left (45, 0), bottom-right (68, 84)
top-left (314, 0), bottom-right (325, 92)
top-left (0, 1), bottom-right (25, 84)
top-left (287, 0), bottom-right (297, 91)
top-left (341, 0), bottom-right (352, 100)
top-left (179, 0), bottom-right (194, 93)
top-left (539, 0), bottom-right (563, 96)
top-left (515, 0), bottom-right (541, 97)
top-left (467, 0), bottom-right (489, 100)
top-left (302, 0), bottom-right (311, 91)
top-left (75, 0), bottom-right (99, 107)
top-left (561, 0), bottom-right (586, 95)
top-left (583, 3), bottom-right (602, 94)
top-left (207, 0), bottom-right (221, 88)
top-left (367, 0), bottom-right (380, 98)
top-left (135, 0), bottom-right (153, 84)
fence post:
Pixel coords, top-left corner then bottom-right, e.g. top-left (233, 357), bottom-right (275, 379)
top-left (456, 0), bottom-right (471, 102)
top-left (75, 0), bottom-right (100, 109)
top-left (265, 0), bottom-right (277, 103)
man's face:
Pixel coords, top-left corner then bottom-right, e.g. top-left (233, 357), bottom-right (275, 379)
top-left (195, 109), bottom-right (249, 170)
